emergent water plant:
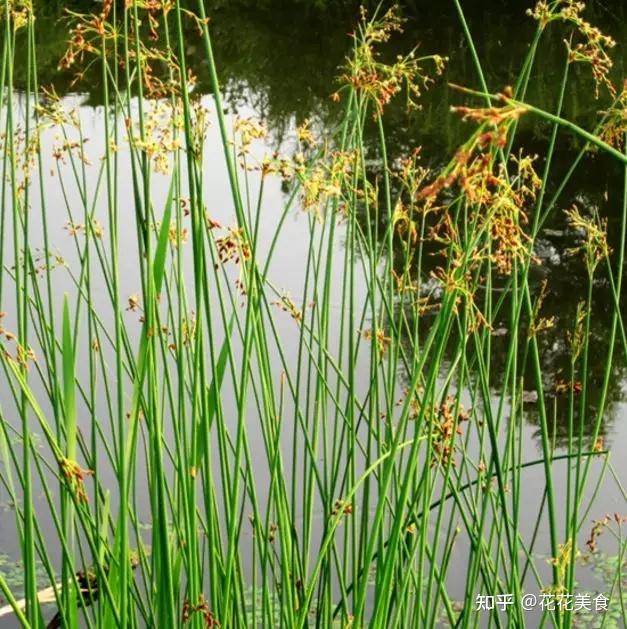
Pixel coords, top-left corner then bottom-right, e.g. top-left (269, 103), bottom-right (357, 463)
top-left (0, 1), bottom-right (625, 627)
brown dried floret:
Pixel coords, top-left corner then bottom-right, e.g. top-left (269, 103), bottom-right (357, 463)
top-left (340, 5), bottom-right (446, 115)
top-left (182, 595), bottom-right (221, 627)
top-left (60, 458), bottom-right (94, 504)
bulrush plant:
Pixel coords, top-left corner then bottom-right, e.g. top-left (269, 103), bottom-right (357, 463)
top-left (0, 1), bottom-right (625, 628)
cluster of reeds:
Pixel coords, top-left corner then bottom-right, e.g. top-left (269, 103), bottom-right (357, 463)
top-left (0, 0), bottom-right (625, 627)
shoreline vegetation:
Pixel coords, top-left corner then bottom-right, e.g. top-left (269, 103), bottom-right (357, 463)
top-left (0, 1), bottom-right (625, 627)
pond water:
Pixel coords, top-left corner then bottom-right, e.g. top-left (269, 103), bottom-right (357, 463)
top-left (1, 1), bottom-right (627, 627)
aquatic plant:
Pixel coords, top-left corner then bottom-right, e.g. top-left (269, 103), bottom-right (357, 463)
top-left (0, 1), bottom-right (625, 628)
